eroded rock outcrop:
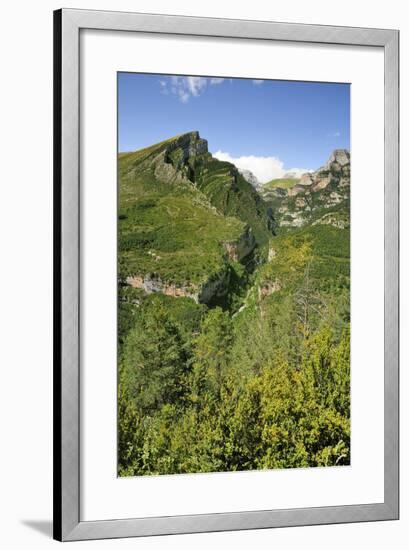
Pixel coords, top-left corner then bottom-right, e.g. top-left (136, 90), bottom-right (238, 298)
top-left (165, 131), bottom-right (209, 168)
top-left (126, 265), bottom-right (232, 305)
top-left (326, 149), bottom-right (350, 168)
top-left (223, 226), bottom-right (256, 262)
top-left (264, 149), bottom-right (350, 229)
top-left (126, 274), bottom-right (199, 302)
top-left (258, 280), bottom-right (281, 299)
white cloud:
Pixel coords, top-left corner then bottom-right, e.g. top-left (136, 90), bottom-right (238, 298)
top-left (252, 79), bottom-right (264, 85)
top-left (328, 131), bottom-right (341, 137)
top-left (212, 150), bottom-right (312, 183)
top-left (159, 76), bottom-right (225, 102)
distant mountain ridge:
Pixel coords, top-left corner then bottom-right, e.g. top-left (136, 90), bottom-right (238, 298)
top-left (261, 149), bottom-right (350, 229)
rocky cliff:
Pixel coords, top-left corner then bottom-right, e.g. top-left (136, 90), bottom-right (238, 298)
top-left (223, 226), bottom-right (256, 262)
top-left (126, 265), bottom-right (232, 305)
top-left (261, 149), bottom-right (350, 229)
top-left (289, 149), bottom-right (350, 196)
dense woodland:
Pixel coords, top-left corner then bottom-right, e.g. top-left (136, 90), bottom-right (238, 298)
top-left (118, 133), bottom-right (350, 476)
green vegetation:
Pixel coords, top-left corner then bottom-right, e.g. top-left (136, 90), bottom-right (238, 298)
top-left (119, 187), bottom-right (244, 285)
top-left (118, 133), bottom-right (350, 476)
top-left (263, 177), bottom-right (300, 189)
top-left (192, 156), bottom-right (275, 244)
top-left (118, 142), bottom-right (246, 286)
top-left (263, 178), bottom-right (350, 233)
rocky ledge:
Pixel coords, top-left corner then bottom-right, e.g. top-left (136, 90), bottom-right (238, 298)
top-left (126, 264), bottom-right (232, 305)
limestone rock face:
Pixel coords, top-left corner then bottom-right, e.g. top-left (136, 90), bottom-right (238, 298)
top-left (304, 149), bottom-right (350, 194)
top-left (126, 267), bottom-right (231, 306)
top-left (166, 131), bottom-right (209, 166)
top-left (153, 150), bottom-right (191, 185)
top-left (303, 149), bottom-right (351, 193)
top-left (139, 132), bottom-right (209, 185)
top-left (223, 226), bottom-right (256, 262)
top-left (326, 149), bottom-right (350, 168)
top-left (126, 223), bottom-right (256, 305)
top-left (126, 274), bottom-right (199, 302)
top-left (299, 173), bottom-right (314, 186)
top-left (311, 175), bottom-right (332, 192)
top-left (265, 149), bottom-right (350, 229)
top-left (288, 184), bottom-right (307, 197)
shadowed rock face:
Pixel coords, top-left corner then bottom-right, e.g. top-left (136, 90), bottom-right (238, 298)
top-left (151, 132), bottom-right (210, 184)
top-left (223, 226), bottom-right (256, 262)
top-left (165, 131), bottom-right (209, 167)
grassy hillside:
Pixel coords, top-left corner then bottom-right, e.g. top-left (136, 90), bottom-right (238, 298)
top-left (192, 155), bottom-right (275, 244)
top-left (118, 132), bottom-right (275, 285)
top-left (118, 183), bottom-right (244, 285)
top-left (263, 177), bottom-right (300, 190)
top-left (118, 139), bottom-right (245, 285)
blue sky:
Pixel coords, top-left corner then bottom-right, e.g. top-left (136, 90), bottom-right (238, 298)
top-left (118, 73), bottom-right (350, 182)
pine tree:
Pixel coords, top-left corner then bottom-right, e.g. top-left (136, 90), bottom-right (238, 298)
top-left (121, 300), bottom-right (190, 414)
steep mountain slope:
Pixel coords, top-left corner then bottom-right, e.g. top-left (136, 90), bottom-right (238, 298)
top-left (162, 132), bottom-right (275, 243)
top-left (118, 132), bottom-right (275, 304)
top-left (235, 149), bottom-right (350, 345)
top-left (238, 168), bottom-right (261, 190)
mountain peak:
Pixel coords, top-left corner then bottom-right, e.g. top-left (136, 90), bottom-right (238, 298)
top-left (166, 131), bottom-right (208, 159)
top-left (326, 149), bottom-right (350, 168)
top-left (182, 130), bottom-right (201, 140)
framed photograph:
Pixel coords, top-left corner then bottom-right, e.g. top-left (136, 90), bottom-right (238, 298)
top-left (54, 8), bottom-right (399, 541)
